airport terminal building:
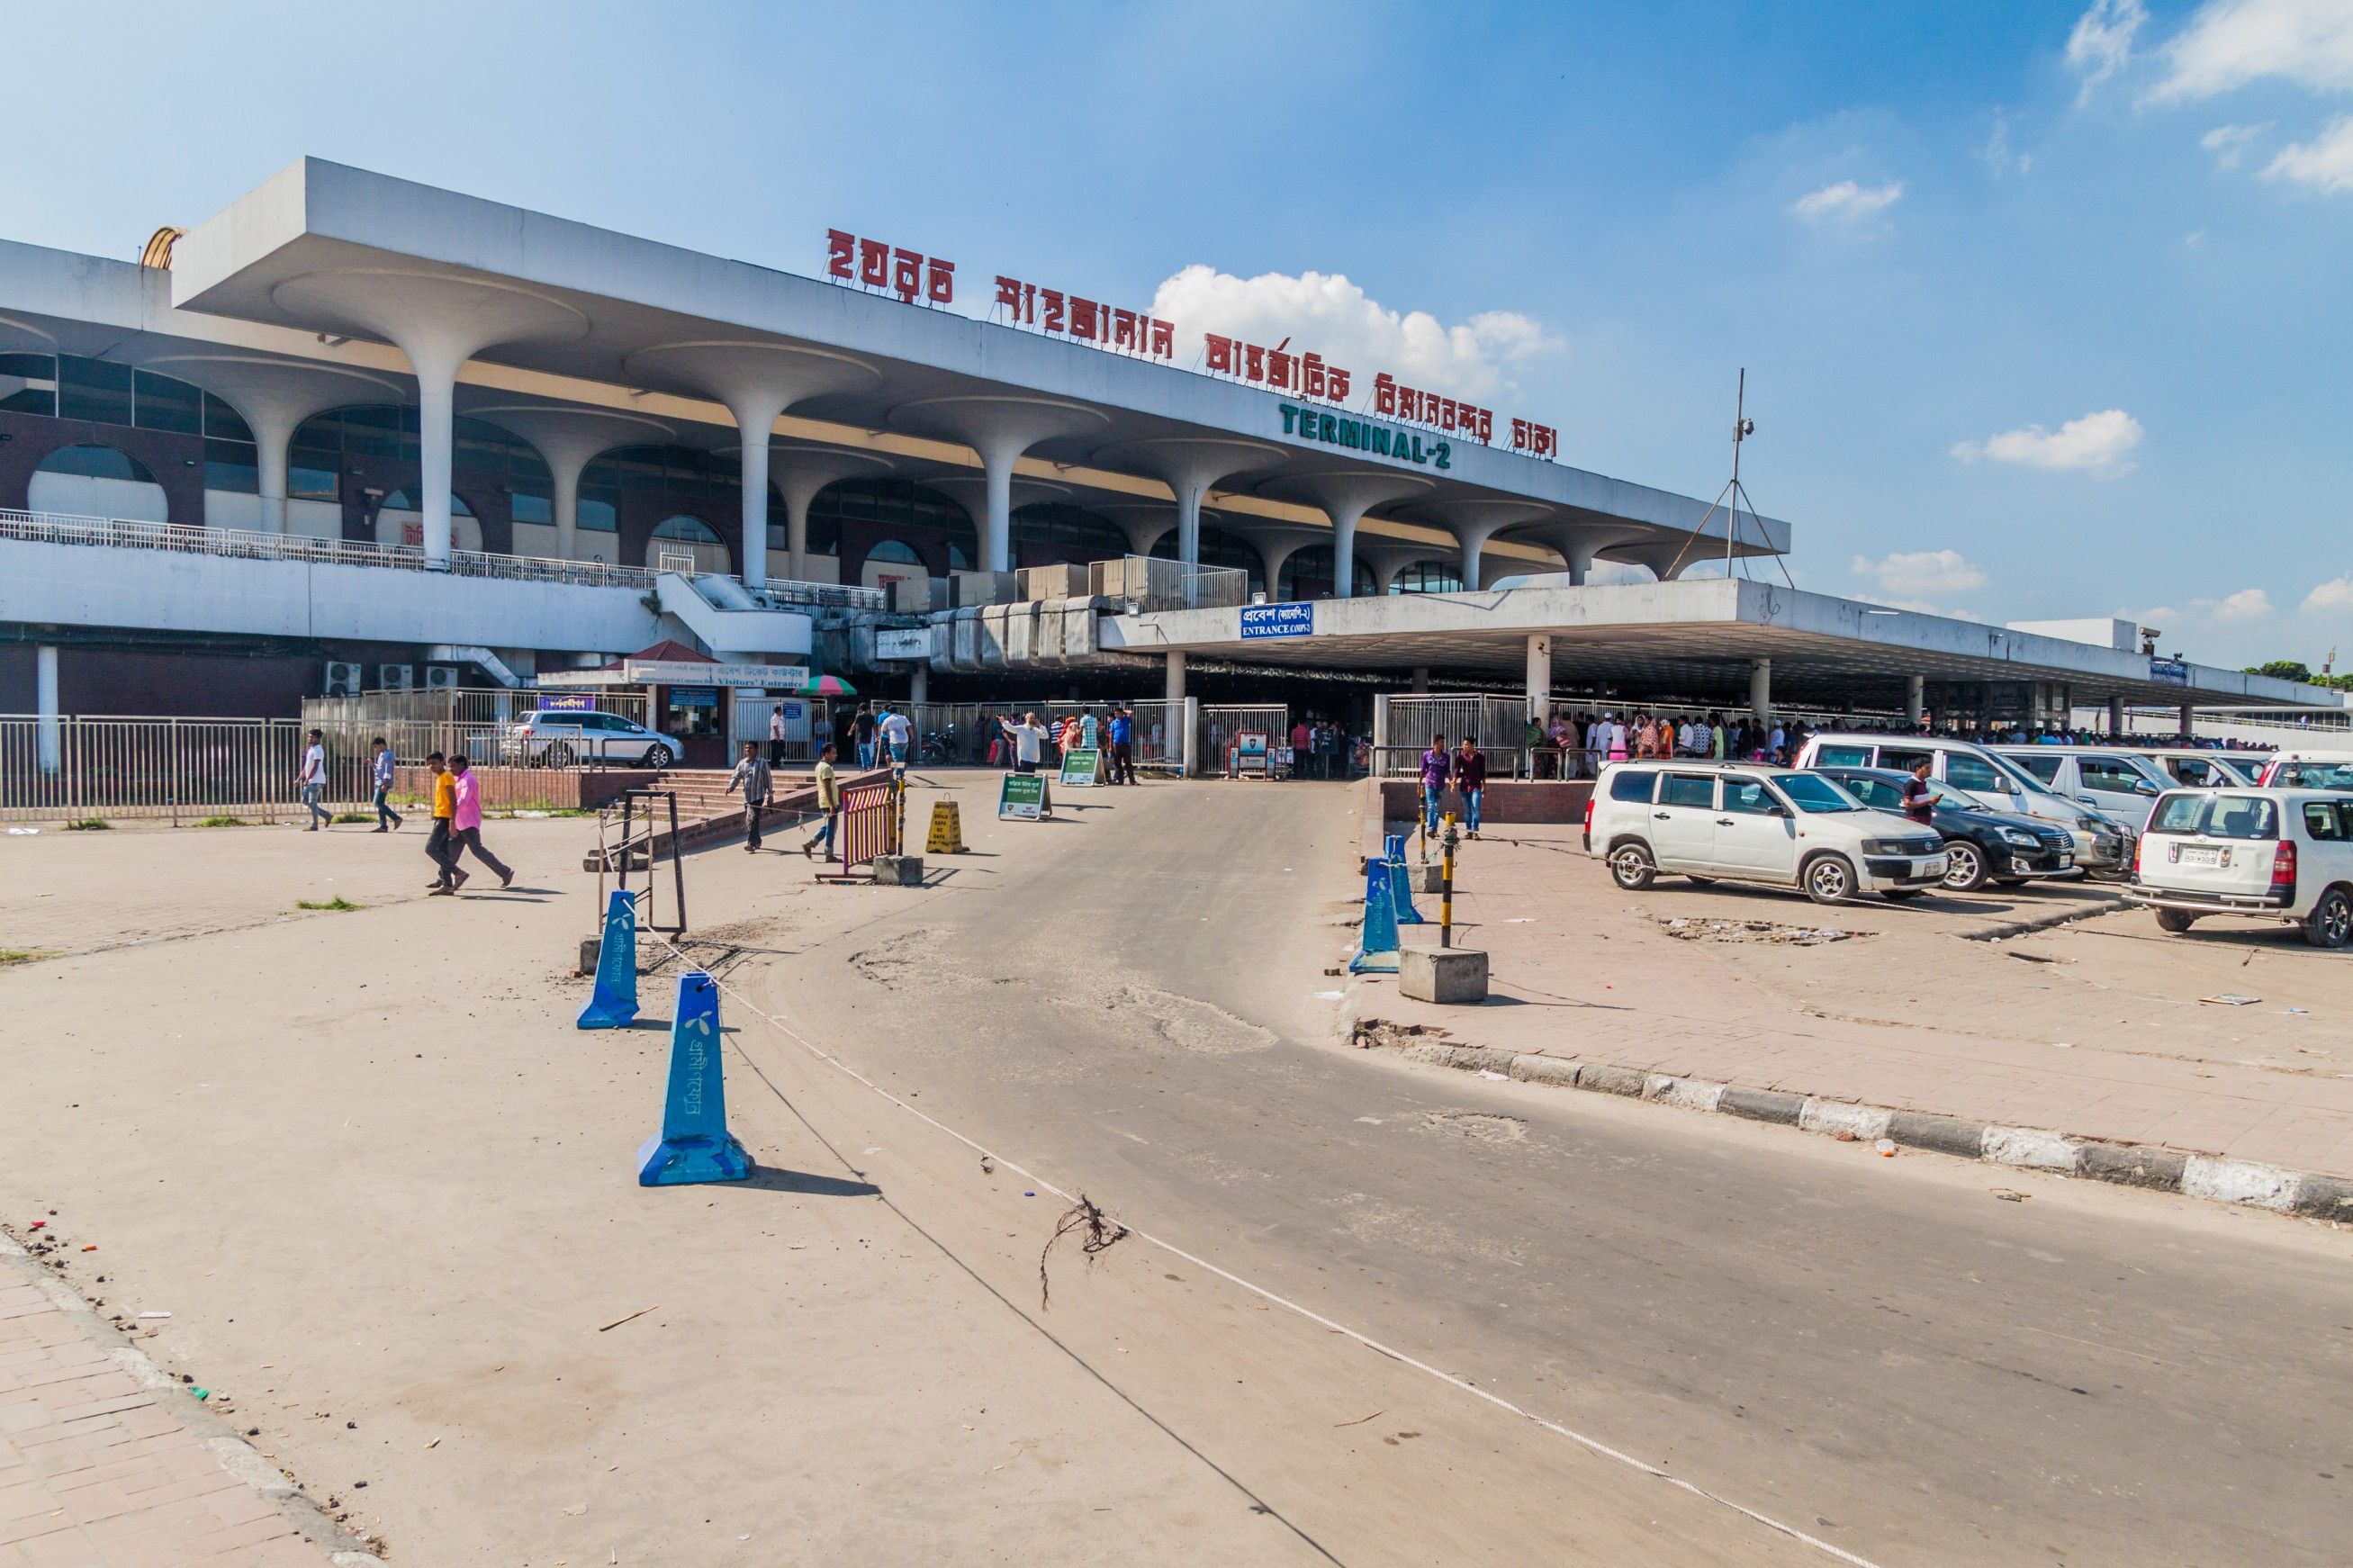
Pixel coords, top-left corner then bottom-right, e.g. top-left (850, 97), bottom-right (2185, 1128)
top-left (0, 158), bottom-right (2324, 741)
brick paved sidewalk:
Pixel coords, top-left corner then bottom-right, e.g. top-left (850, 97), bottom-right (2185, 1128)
top-left (0, 1265), bottom-right (339, 1567)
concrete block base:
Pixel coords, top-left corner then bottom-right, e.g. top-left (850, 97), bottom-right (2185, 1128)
top-left (871, 854), bottom-right (925, 887)
top-left (1411, 863), bottom-right (1444, 894)
top-left (579, 937), bottom-right (600, 977)
top-left (1400, 946), bottom-right (1489, 1005)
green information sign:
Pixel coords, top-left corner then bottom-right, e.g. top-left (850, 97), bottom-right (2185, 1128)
top-left (1059, 748), bottom-right (1102, 788)
top-left (998, 771), bottom-right (1050, 820)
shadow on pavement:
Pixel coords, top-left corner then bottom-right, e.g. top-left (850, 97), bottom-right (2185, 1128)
top-left (730, 1165), bottom-right (882, 1198)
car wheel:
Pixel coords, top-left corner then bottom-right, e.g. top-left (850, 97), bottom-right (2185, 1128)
top-left (642, 745), bottom-right (669, 770)
top-left (1942, 840), bottom-right (1988, 892)
top-left (1802, 853), bottom-right (1856, 906)
top-left (2155, 909), bottom-right (2198, 934)
top-left (543, 742), bottom-right (574, 769)
top-left (1608, 843), bottom-right (1656, 891)
top-left (2303, 888), bottom-right (2353, 950)
top-left (1883, 888), bottom-right (1925, 901)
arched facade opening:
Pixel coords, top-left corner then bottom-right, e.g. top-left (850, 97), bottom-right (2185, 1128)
top-left (1388, 560), bottom-right (1465, 595)
top-left (374, 486), bottom-right (482, 553)
top-left (646, 514), bottom-right (732, 575)
top-left (1278, 544), bottom-right (1377, 601)
top-left (805, 477), bottom-right (976, 584)
top-left (29, 443), bottom-right (169, 523)
top-left (1010, 503), bottom-right (1128, 572)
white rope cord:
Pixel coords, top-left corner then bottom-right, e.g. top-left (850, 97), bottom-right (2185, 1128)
top-left (655, 932), bottom-right (1886, 1568)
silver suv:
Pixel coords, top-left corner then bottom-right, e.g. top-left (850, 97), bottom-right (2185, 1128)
top-left (504, 710), bottom-right (681, 769)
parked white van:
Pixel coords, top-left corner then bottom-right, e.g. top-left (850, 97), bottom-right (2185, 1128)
top-left (2126, 788), bottom-right (2353, 947)
top-left (1790, 734), bottom-right (2132, 877)
top-left (2255, 752), bottom-right (2353, 791)
top-left (1990, 745), bottom-right (2171, 826)
top-left (1582, 761), bottom-right (1948, 905)
top-left (2132, 748), bottom-right (2263, 789)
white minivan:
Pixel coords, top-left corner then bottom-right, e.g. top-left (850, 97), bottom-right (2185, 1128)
top-left (2133, 748), bottom-right (2263, 789)
top-left (1791, 734), bottom-right (2132, 878)
top-left (2126, 788), bottom-right (2353, 947)
top-left (1582, 761), bottom-right (1948, 905)
top-left (1990, 745), bottom-right (2171, 827)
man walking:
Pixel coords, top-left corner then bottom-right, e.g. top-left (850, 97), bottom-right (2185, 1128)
top-left (424, 751), bottom-right (462, 893)
top-left (298, 728), bottom-right (330, 831)
top-left (878, 705), bottom-right (912, 770)
top-left (728, 740), bottom-right (773, 852)
top-left (1453, 736), bottom-right (1488, 840)
top-left (1107, 706), bottom-right (1134, 785)
top-left (1000, 711), bottom-right (1049, 774)
top-left (446, 755), bottom-right (514, 889)
top-left (1420, 733), bottom-right (1452, 837)
top-left (369, 736), bottom-right (402, 832)
top-left (800, 741), bottom-right (841, 859)
top-left (768, 702), bottom-right (787, 766)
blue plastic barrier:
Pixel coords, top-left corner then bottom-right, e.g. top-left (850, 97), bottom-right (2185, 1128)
top-left (1349, 854), bottom-right (1402, 974)
top-left (636, 970), bottom-right (753, 1186)
top-left (576, 889), bottom-right (640, 1030)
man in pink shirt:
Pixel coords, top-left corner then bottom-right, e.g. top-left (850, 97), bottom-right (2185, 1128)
top-left (445, 756), bottom-right (514, 890)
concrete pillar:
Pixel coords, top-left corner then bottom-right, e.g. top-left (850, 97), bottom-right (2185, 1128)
top-left (1256, 470), bottom-right (1435, 600)
top-left (1182, 697), bottom-right (1201, 779)
top-left (893, 397), bottom-right (1111, 573)
top-left (1749, 658), bottom-right (1772, 729)
top-left (140, 356), bottom-right (400, 536)
top-left (34, 644), bottom-right (59, 774)
top-left (1165, 650), bottom-right (1186, 703)
top-left (771, 444), bottom-right (894, 583)
top-left (908, 664), bottom-right (928, 706)
top-left (628, 342), bottom-right (882, 588)
top-left (2108, 696), bottom-right (2124, 737)
top-left (1906, 673), bottom-right (1925, 725)
top-left (1526, 634), bottom-right (1552, 722)
top-left (267, 272), bottom-right (592, 566)
top-left (2178, 703), bottom-right (2195, 739)
top-left (1411, 666), bottom-right (1431, 694)
top-left (472, 406), bottom-right (673, 561)
top-left (1095, 437), bottom-right (1284, 603)
top-left (1402, 500), bottom-right (1549, 599)
top-left (1507, 521), bottom-right (1651, 588)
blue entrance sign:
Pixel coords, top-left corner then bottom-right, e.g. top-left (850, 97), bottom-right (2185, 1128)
top-left (1240, 601), bottom-right (1314, 640)
top-left (636, 971), bottom-right (753, 1186)
top-left (2150, 656), bottom-right (2189, 686)
top-left (537, 694), bottom-right (597, 711)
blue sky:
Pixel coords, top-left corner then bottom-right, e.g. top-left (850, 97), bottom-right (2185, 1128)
top-left (12, 1), bottom-right (2350, 668)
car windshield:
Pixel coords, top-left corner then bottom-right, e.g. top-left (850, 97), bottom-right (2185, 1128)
top-left (2151, 793), bottom-right (2279, 840)
top-left (2274, 761), bottom-right (2353, 791)
top-left (1776, 772), bottom-right (1864, 814)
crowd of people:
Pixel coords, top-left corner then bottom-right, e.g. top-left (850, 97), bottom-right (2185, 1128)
top-left (1527, 711), bottom-right (1817, 777)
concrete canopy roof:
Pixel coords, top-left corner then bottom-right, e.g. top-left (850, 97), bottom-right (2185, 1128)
top-left (164, 158), bottom-right (1786, 564)
top-left (1100, 580), bottom-right (2336, 711)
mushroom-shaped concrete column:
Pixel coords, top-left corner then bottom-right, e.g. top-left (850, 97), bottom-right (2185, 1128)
top-left (268, 271), bottom-right (591, 565)
top-left (1613, 539), bottom-right (1712, 581)
top-left (890, 397), bottom-right (1109, 575)
top-left (1095, 439), bottom-right (1285, 591)
top-left (469, 404), bottom-right (674, 560)
top-left (625, 342), bottom-right (880, 590)
top-left (1254, 468), bottom-right (1435, 599)
top-left (920, 473), bottom-right (1072, 574)
top-left (135, 356), bottom-right (403, 536)
top-left (769, 443), bottom-right (895, 583)
top-left (1235, 525), bottom-right (1327, 599)
top-left (1400, 500), bottom-right (1554, 591)
top-left (1091, 501), bottom-right (1179, 560)
top-left (1501, 517), bottom-right (1653, 585)
top-left (1357, 540), bottom-right (1448, 597)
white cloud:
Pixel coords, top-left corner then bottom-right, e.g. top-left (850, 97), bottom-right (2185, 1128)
top-left (2150, 0), bottom-right (2353, 103)
top-left (1850, 549), bottom-right (1990, 599)
top-left (1983, 115), bottom-right (2035, 176)
top-left (1789, 178), bottom-right (1906, 222)
top-left (2200, 121), bottom-right (2270, 166)
top-left (2214, 587), bottom-right (2276, 620)
top-left (1952, 409), bottom-right (2144, 473)
top-left (2303, 576), bottom-right (2353, 610)
top-left (2069, 0), bottom-right (2150, 98)
top-left (2264, 113), bottom-right (2353, 190)
top-left (1147, 265), bottom-right (1557, 402)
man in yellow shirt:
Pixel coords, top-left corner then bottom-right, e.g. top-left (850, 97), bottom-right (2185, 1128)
top-left (799, 743), bottom-right (840, 860)
top-left (425, 751), bottom-right (465, 894)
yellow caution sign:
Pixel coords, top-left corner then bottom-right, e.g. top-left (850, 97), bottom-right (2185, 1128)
top-left (926, 799), bottom-right (967, 853)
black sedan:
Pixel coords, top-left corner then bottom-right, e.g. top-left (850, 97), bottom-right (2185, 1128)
top-left (1810, 766), bottom-right (2077, 891)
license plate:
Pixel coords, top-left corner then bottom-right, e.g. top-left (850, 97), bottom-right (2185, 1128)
top-left (2178, 845), bottom-right (2223, 867)
top-left (2054, 853), bottom-right (2071, 867)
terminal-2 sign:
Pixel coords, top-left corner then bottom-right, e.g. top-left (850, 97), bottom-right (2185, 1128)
top-left (1240, 602), bottom-right (1315, 640)
top-left (1278, 402), bottom-right (1451, 470)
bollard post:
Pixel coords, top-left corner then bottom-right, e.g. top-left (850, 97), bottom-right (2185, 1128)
top-left (1439, 813), bottom-right (1457, 949)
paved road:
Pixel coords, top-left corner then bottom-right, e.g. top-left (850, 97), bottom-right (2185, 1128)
top-left (708, 778), bottom-right (2353, 1568)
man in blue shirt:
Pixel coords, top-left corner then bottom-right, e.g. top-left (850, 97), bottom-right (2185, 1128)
top-left (1107, 707), bottom-right (1135, 785)
top-left (369, 736), bottom-right (402, 833)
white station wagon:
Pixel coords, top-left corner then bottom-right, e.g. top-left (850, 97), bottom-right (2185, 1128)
top-left (2125, 788), bottom-right (2353, 948)
top-left (1583, 761), bottom-right (1948, 905)
top-left (503, 709), bottom-right (681, 769)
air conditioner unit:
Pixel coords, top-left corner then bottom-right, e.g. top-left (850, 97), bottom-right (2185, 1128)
top-left (375, 664), bottom-right (415, 692)
top-left (423, 665), bottom-right (461, 691)
top-left (322, 662), bottom-right (363, 698)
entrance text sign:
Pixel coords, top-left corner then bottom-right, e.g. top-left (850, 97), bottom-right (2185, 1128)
top-left (1059, 748), bottom-right (1102, 787)
top-left (999, 772), bottom-right (1048, 819)
top-left (1240, 602), bottom-right (1314, 640)
top-left (537, 694), bottom-right (596, 712)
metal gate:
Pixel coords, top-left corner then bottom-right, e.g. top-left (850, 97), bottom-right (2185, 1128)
top-left (1198, 705), bottom-right (1288, 778)
top-left (1373, 694), bottom-right (1528, 778)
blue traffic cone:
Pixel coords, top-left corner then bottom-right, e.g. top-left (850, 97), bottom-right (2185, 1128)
top-left (576, 889), bottom-right (640, 1030)
top-left (1349, 854), bottom-right (1402, 974)
top-left (1388, 855), bottom-right (1425, 924)
top-left (636, 971), bottom-right (753, 1186)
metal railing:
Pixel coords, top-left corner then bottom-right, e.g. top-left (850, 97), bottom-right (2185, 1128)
top-left (1091, 554), bottom-right (1250, 612)
top-left (0, 716), bottom-right (311, 825)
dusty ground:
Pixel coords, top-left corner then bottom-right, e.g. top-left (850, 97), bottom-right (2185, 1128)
top-left (1, 786), bottom-right (2348, 1566)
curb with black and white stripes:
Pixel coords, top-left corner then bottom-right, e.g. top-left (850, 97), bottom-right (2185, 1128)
top-left (0, 1230), bottom-right (382, 1565)
top-left (1352, 1023), bottom-right (2353, 1222)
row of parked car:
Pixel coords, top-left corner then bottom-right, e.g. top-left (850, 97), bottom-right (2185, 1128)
top-left (1578, 734), bottom-right (2353, 947)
